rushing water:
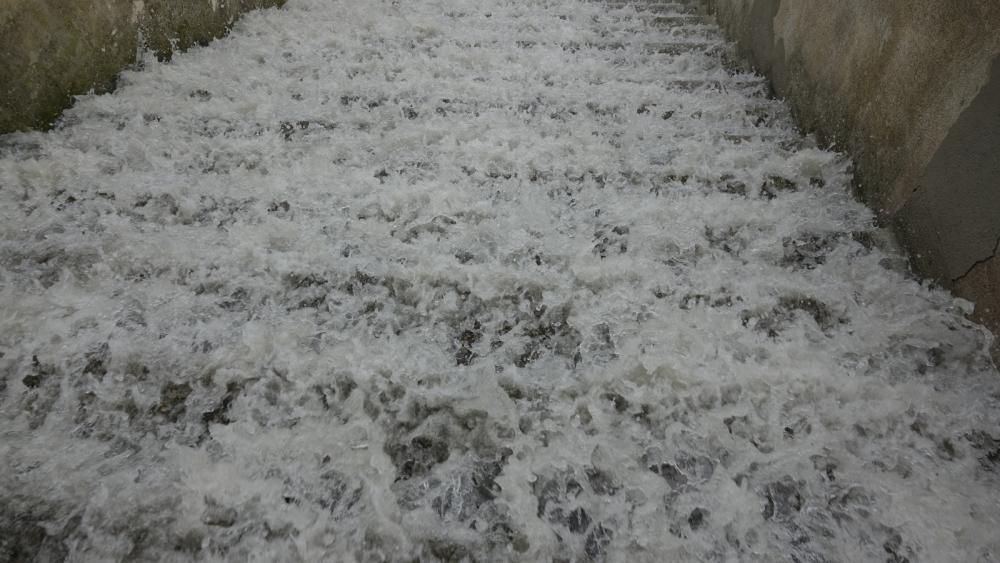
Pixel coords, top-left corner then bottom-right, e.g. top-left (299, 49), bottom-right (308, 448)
top-left (2, 0), bottom-right (1000, 561)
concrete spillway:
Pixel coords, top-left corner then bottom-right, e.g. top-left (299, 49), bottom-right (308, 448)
top-left (1, 0), bottom-right (999, 561)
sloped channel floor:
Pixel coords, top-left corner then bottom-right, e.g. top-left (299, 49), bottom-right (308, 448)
top-left (2, 0), bottom-right (1000, 561)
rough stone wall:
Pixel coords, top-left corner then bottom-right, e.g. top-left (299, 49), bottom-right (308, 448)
top-left (703, 0), bottom-right (1000, 357)
top-left (0, 0), bottom-right (286, 133)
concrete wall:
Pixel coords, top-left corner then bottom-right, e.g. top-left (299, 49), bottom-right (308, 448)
top-left (0, 0), bottom-right (286, 133)
top-left (703, 0), bottom-right (1000, 357)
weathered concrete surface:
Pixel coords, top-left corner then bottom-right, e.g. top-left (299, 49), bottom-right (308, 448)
top-left (0, 0), bottom-right (286, 133)
top-left (703, 0), bottom-right (1000, 357)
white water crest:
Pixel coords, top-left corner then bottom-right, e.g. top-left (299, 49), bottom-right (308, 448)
top-left (2, 0), bottom-right (999, 561)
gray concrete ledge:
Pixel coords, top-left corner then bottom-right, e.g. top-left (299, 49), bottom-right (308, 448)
top-left (703, 0), bottom-right (1000, 358)
top-left (0, 0), bottom-right (286, 133)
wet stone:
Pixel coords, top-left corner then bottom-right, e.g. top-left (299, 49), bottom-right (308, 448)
top-left (387, 435), bottom-right (451, 481)
top-left (455, 346), bottom-right (476, 366)
top-left (782, 233), bottom-right (843, 269)
top-left (316, 470), bottom-right (364, 513)
top-left (688, 507), bottom-right (708, 530)
top-left (533, 472), bottom-right (584, 520)
top-left (603, 392), bottom-right (629, 413)
top-left (201, 380), bottom-right (243, 428)
top-left (585, 467), bottom-right (619, 496)
top-left (82, 343), bottom-right (109, 377)
top-left (426, 539), bottom-right (470, 562)
top-left (741, 295), bottom-right (842, 336)
top-left (201, 499), bottom-right (238, 527)
top-left (675, 452), bottom-right (715, 482)
top-left (718, 175), bottom-right (748, 196)
top-left (760, 175), bottom-right (797, 199)
top-left (22, 355), bottom-right (56, 389)
top-left (937, 437), bottom-right (960, 461)
top-left (650, 463), bottom-right (688, 489)
top-left (567, 506), bottom-right (592, 534)
top-left (156, 382), bottom-right (192, 422)
top-left (584, 524), bottom-right (614, 560)
top-left (720, 383), bottom-right (741, 406)
top-left (965, 430), bottom-right (1000, 469)
top-left (763, 477), bottom-right (804, 520)
top-left (883, 530), bottom-right (913, 563)
top-left (592, 225), bottom-right (629, 258)
top-left (267, 200), bottom-right (291, 214)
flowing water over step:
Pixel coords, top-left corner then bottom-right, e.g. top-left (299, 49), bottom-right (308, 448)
top-left (1, 0), bottom-right (999, 561)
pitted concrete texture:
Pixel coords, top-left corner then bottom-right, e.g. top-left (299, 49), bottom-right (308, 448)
top-left (0, 0), bottom-right (286, 133)
top-left (900, 54), bottom-right (1000, 357)
top-left (703, 0), bottom-right (1000, 359)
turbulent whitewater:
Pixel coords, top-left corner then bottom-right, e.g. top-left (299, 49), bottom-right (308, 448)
top-left (2, 0), bottom-right (1000, 561)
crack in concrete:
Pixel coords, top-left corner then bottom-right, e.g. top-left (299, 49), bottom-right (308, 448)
top-left (953, 234), bottom-right (1000, 284)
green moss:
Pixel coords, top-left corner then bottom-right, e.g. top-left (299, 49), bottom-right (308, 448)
top-left (0, 0), bottom-right (286, 133)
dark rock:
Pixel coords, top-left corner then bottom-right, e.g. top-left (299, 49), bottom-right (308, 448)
top-left (883, 530), bottom-right (911, 563)
top-left (201, 380), bottom-right (242, 428)
top-left (316, 470), bottom-right (363, 512)
top-left (603, 392), bottom-right (629, 413)
top-left (680, 293), bottom-right (711, 310)
top-left (592, 225), bottom-right (629, 258)
top-left (810, 455), bottom-right (838, 481)
top-left (426, 539), bottom-right (470, 562)
top-left (387, 435), bottom-right (450, 481)
top-left (584, 524), bottom-right (613, 560)
top-left (688, 507), bottom-right (709, 530)
top-left (741, 295), bottom-right (842, 337)
top-left (719, 176), bottom-right (747, 196)
top-left (778, 295), bottom-right (839, 331)
top-left (156, 382), bottom-right (193, 422)
top-left (675, 452), bottom-right (715, 482)
top-left (533, 472), bottom-right (584, 520)
top-left (512, 303), bottom-right (581, 368)
top-left (585, 467), bottom-right (619, 496)
top-left (455, 346), bottom-right (476, 366)
top-left (720, 384), bottom-right (741, 405)
top-left (267, 200), bottom-right (291, 214)
top-left (567, 507), bottom-right (591, 534)
top-left (937, 437), bottom-right (960, 461)
top-left (782, 233), bottom-right (841, 269)
top-left (0, 500), bottom-right (76, 562)
top-left (850, 230), bottom-right (876, 251)
top-left (201, 499), bottom-right (237, 527)
top-left (23, 356), bottom-right (55, 389)
top-left (965, 430), bottom-right (1000, 469)
top-left (704, 225), bottom-right (745, 256)
top-left (763, 477), bottom-right (803, 520)
top-left (82, 343), bottom-right (109, 377)
top-left (760, 175), bottom-right (797, 199)
top-left (650, 463), bottom-right (687, 489)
